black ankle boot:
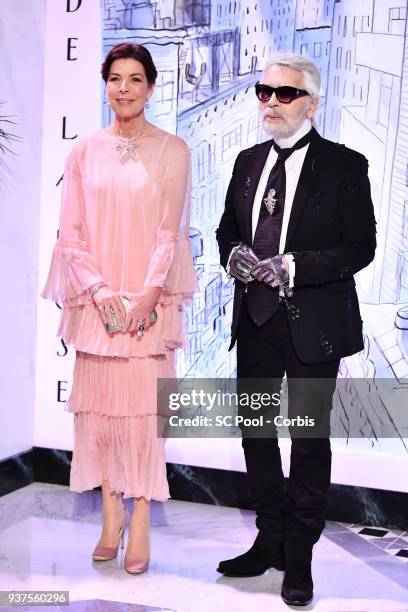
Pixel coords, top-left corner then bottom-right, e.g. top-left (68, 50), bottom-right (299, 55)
top-left (217, 536), bottom-right (284, 577)
top-left (281, 542), bottom-right (313, 606)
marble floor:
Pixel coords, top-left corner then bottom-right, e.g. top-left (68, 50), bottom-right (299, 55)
top-left (0, 484), bottom-right (407, 612)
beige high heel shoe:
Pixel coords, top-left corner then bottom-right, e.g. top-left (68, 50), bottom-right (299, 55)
top-left (124, 523), bottom-right (150, 574)
top-left (92, 507), bottom-right (128, 561)
top-left (124, 556), bottom-right (150, 574)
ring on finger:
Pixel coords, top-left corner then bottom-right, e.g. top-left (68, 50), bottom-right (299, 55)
top-left (136, 321), bottom-right (145, 337)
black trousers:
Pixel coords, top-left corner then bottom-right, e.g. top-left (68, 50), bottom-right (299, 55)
top-left (236, 299), bottom-right (340, 546)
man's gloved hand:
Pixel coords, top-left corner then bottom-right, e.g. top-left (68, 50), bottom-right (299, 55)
top-left (251, 254), bottom-right (293, 297)
top-left (228, 243), bottom-right (259, 283)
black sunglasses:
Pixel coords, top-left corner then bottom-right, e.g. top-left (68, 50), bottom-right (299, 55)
top-left (255, 82), bottom-right (310, 104)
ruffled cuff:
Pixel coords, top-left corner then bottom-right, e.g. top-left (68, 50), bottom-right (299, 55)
top-left (163, 237), bottom-right (198, 303)
top-left (144, 241), bottom-right (175, 289)
top-left (144, 238), bottom-right (198, 305)
top-left (41, 240), bottom-right (103, 306)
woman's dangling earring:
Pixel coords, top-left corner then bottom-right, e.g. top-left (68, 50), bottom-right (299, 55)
top-left (145, 100), bottom-right (150, 109)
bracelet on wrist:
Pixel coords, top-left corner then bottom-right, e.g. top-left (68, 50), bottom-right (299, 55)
top-left (89, 282), bottom-right (107, 298)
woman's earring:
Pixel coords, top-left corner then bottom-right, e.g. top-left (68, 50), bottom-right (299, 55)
top-left (145, 100), bottom-right (150, 109)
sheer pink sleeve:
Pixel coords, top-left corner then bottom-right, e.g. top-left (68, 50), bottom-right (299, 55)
top-left (144, 140), bottom-right (198, 301)
top-left (41, 148), bottom-right (104, 306)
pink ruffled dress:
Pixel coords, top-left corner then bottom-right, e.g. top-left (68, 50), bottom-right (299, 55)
top-left (42, 126), bottom-right (197, 500)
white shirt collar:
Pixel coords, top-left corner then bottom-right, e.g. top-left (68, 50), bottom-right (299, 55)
top-left (274, 118), bottom-right (312, 149)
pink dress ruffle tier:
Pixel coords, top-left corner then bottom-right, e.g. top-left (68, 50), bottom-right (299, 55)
top-left (42, 126), bottom-right (197, 500)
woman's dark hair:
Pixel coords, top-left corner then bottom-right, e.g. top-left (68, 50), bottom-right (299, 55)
top-left (101, 43), bottom-right (157, 84)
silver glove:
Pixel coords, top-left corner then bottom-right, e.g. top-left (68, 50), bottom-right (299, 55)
top-left (251, 255), bottom-right (293, 297)
top-left (228, 243), bottom-right (259, 283)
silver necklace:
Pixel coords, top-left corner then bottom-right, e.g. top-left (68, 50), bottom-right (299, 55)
top-left (115, 122), bottom-right (147, 163)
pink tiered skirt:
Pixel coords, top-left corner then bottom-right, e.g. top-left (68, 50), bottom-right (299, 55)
top-left (67, 350), bottom-right (175, 500)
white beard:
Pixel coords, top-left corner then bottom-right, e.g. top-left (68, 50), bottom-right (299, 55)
top-left (261, 106), bottom-right (310, 139)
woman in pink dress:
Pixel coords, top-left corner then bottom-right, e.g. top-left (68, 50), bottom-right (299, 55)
top-left (42, 43), bottom-right (197, 574)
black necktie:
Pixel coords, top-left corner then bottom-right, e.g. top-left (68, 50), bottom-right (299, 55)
top-left (246, 130), bottom-right (312, 327)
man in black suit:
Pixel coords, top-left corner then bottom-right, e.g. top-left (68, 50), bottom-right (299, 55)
top-left (216, 54), bottom-right (376, 606)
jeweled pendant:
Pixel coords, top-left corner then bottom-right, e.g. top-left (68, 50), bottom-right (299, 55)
top-left (116, 137), bottom-right (142, 163)
top-left (264, 188), bottom-right (278, 215)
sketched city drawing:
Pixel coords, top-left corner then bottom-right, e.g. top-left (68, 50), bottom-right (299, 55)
top-left (102, 0), bottom-right (408, 449)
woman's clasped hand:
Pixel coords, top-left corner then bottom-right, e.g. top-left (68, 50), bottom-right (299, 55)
top-left (125, 287), bottom-right (161, 333)
top-left (92, 285), bottom-right (160, 333)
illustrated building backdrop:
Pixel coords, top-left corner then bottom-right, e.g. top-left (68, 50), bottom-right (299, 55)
top-left (102, 0), bottom-right (408, 386)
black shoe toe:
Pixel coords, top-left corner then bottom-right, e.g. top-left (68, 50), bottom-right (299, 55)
top-left (217, 543), bottom-right (284, 577)
top-left (281, 571), bottom-right (313, 606)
